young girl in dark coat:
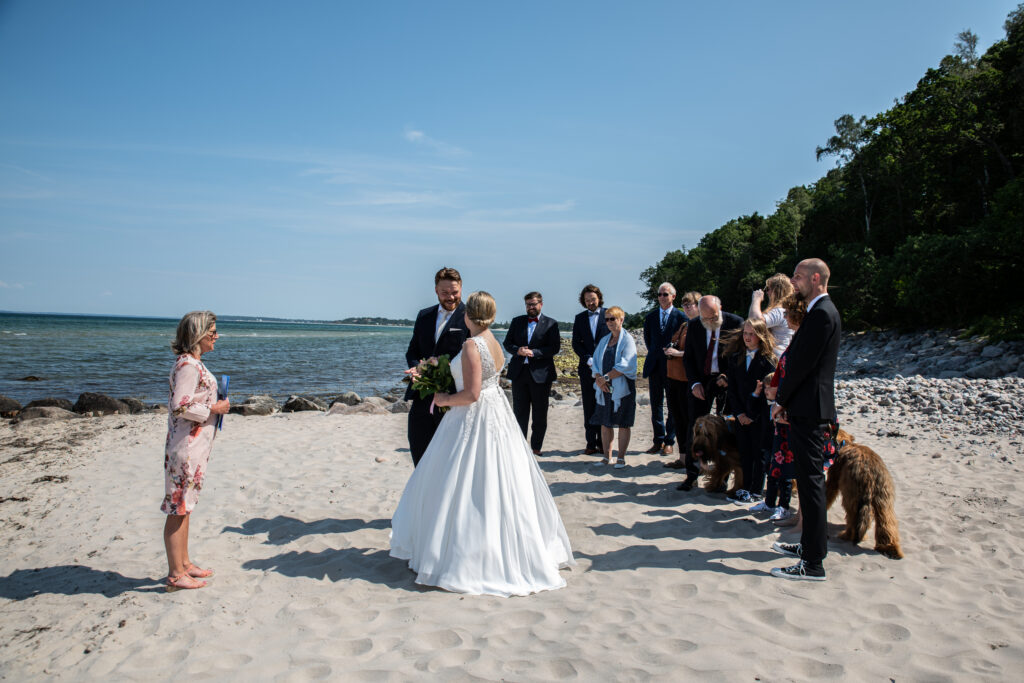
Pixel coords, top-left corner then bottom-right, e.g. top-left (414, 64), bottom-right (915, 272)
top-left (721, 318), bottom-right (777, 504)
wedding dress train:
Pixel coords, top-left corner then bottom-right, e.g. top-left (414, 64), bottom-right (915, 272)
top-left (390, 335), bottom-right (574, 596)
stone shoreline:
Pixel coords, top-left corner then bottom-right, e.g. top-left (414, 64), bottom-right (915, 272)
top-left (3, 329), bottom-right (1022, 435)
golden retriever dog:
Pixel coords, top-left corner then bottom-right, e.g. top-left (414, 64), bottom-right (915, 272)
top-left (690, 414), bottom-right (743, 495)
top-left (825, 432), bottom-right (904, 559)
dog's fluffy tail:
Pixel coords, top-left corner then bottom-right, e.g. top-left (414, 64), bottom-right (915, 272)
top-left (870, 467), bottom-right (904, 559)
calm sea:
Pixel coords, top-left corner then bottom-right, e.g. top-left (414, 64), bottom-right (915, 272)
top-left (0, 312), bottom-right (415, 405)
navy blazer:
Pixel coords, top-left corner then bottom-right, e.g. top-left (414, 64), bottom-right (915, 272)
top-left (503, 313), bottom-right (561, 384)
top-left (776, 295), bottom-right (841, 421)
top-left (682, 312), bottom-right (744, 386)
top-left (404, 303), bottom-right (468, 400)
top-left (642, 307), bottom-right (687, 378)
top-left (571, 308), bottom-right (610, 373)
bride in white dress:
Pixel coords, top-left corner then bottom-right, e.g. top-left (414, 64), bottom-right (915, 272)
top-left (390, 291), bottom-right (575, 597)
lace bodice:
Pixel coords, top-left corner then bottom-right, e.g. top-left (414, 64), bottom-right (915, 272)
top-left (452, 336), bottom-right (501, 393)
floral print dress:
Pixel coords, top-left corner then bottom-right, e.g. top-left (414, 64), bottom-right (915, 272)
top-left (162, 354), bottom-right (218, 515)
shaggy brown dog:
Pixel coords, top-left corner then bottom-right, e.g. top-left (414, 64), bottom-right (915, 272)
top-left (825, 435), bottom-right (904, 559)
top-left (690, 414), bottom-right (743, 494)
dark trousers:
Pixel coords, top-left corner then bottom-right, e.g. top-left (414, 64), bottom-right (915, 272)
top-left (647, 371), bottom-right (676, 446)
top-left (682, 380), bottom-right (726, 478)
top-left (665, 377), bottom-right (689, 453)
top-left (408, 396), bottom-right (445, 466)
top-left (736, 418), bottom-right (764, 494)
top-left (789, 416), bottom-right (830, 567)
top-left (764, 475), bottom-right (793, 509)
top-left (512, 374), bottom-right (552, 451)
top-left (579, 371), bottom-right (601, 449)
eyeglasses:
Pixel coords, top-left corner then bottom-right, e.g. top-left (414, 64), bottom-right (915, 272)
top-left (604, 317), bottom-right (619, 322)
top-left (682, 302), bottom-right (698, 308)
top-left (657, 292), bottom-right (672, 297)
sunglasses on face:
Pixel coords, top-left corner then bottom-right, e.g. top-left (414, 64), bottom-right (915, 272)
top-left (658, 292), bottom-right (672, 297)
top-left (605, 317), bottom-right (619, 322)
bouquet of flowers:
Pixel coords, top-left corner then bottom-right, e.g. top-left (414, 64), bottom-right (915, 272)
top-left (404, 355), bottom-right (455, 413)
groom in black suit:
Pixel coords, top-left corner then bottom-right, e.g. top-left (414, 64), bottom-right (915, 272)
top-left (503, 291), bottom-right (561, 455)
top-left (770, 258), bottom-right (841, 581)
top-left (405, 267), bottom-right (468, 466)
top-left (571, 284), bottom-right (609, 454)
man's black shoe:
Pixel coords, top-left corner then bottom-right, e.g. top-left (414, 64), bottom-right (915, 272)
top-left (676, 476), bottom-right (698, 491)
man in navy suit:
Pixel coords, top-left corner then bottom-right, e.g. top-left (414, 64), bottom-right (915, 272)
top-left (770, 258), bottom-right (841, 582)
top-left (643, 282), bottom-right (686, 456)
top-left (677, 295), bottom-right (744, 490)
top-left (503, 291), bottom-right (561, 455)
top-left (404, 267), bottom-right (468, 466)
top-left (571, 284), bottom-right (610, 455)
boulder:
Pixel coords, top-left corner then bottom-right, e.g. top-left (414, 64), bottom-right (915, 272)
top-left (119, 397), bottom-right (147, 414)
top-left (0, 394), bottom-right (22, 417)
top-left (328, 402), bottom-right (389, 416)
top-left (24, 397), bottom-right (74, 412)
top-left (73, 392), bottom-right (128, 415)
top-left (389, 400), bottom-right (412, 414)
top-left (282, 395), bottom-right (326, 412)
top-left (229, 395), bottom-right (280, 416)
top-left (965, 361), bottom-right (1003, 379)
top-left (362, 396), bottom-right (392, 410)
top-left (15, 406), bottom-right (78, 423)
top-left (331, 391), bottom-right (362, 407)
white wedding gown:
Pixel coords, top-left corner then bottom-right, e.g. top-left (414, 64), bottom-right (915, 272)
top-left (390, 335), bottom-right (575, 596)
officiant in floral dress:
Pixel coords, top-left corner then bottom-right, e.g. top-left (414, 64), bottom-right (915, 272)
top-left (161, 310), bottom-right (230, 591)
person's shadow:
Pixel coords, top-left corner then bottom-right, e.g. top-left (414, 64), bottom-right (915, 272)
top-left (0, 565), bottom-right (164, 600)
top-left (222, 516), bottom-right (390, 545)
top-left (241, 548), bottom-right (424, 591)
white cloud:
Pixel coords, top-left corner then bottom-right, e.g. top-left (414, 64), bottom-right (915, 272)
top-left (326, 191), bottom-right (460, 208)
top-left (0, 280), bottom-right (25, 289)
top-left (466, 200), bottom-right (576, 219)
top-left (403, 128), bottom-right (468, 157)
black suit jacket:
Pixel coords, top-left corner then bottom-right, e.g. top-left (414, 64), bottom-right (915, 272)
top-left (776, 295), bottom-right (841, 421)
top-left (726, 351), bottom-right (775, 419)
top-left (571, 308), bottom-right (610, 373)
top-left (404, 303), bottom-right (468, 400)
top-left (643, 307), bottom-right (687, 378)
top-left (682, 312), bottom-right (744, 387)
top-left (503, 314), bottom-right (560, 384)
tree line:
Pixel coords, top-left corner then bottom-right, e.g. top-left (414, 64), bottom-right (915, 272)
top-left (636, 5), bottom-right (1023, 339)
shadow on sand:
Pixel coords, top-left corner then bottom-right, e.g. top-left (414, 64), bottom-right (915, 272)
top-left (0, 565), bottom-right (164, 600)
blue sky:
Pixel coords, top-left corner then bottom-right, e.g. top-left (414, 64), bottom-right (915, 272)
top-left (1, 1), bottom-right (1019, 322)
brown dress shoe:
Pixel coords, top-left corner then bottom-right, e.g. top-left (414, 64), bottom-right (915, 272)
top-left (661, 444), bottom-right (673, 455)
top-left (532, 449), bottom-right (542, 456)
top-left (644, 444), bottom-right (662, 454)
top-left (583, 447), bottom-right (600, 455)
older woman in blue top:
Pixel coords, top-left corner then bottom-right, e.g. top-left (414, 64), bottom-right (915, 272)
top-left (590, 306), bottom-right (638, 469)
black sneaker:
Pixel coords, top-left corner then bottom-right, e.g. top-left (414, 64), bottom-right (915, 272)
top-left (727, 489), bottom-right (752, 504)
top-left (676, 476), bottom-right (698, 491)
top-left (770, 560), bottom-right (826, 581)
top-left (771, 541), bottom-right (802, 558)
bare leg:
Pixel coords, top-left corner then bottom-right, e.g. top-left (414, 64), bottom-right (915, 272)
top-left (164, 513), bottom-right (206, 588)
top-left (164, 514), bottom-right (188, 576)
top-left (182, 513), bottom-right (191, 567)
top-left (601, 426), bottom-right (614, 461)
top-left (617, 427), bottom-right (631, 461)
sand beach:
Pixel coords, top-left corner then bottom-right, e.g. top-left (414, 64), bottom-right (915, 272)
top-left (2, 385), bottom-right (1023, 680)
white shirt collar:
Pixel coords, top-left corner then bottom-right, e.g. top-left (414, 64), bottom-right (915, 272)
top-left (806, 293), bottom-right (827, 311)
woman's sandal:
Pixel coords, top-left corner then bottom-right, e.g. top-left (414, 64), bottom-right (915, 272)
top-left (166, 573), bottom-right (207, 591)
top-left (184, 563), bottom-right (213, 579)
